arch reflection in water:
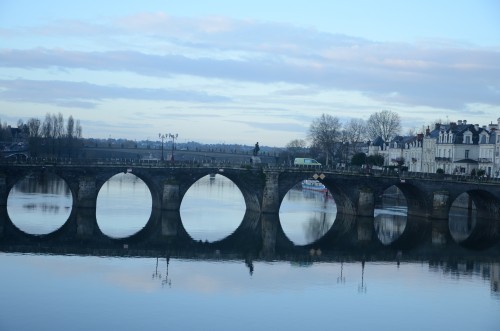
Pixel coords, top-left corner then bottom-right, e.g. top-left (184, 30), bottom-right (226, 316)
top-left (7, 172), bottom-right (72, 235)
top-left (180, 174), bottom-right (245, 242)
top-left (279, 185), bottom-right (337, 245)
top-left (449, 192), bottom-right (477, 243)
top-left (96, 173), bottom-right (152, 238)
top-left (374, 185), bottom-right (407, 245)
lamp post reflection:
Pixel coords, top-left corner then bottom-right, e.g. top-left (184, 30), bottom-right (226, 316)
top-left (358, 260), bottom-right (367, 293)
top-left (162, 255), bottom-right (172, 287)
top-left (337, 261), bottom-right (346, 284)
top-left (152, 256), bottom-right (172, 288)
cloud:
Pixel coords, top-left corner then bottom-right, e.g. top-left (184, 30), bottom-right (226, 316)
top-left (0, 79), bottom-right (230, 108)
top-left (1, 42), bottom-right (498, 110)
top-left (0, 12), bottom-right (499, 112)
top-left (229, 120), bottom-right (308, 133)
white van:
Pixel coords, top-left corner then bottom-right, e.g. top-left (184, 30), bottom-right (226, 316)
top-left (293, 158), bottom-right (322, 167)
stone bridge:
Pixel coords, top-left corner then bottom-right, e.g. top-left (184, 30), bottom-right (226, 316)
top-left (1, 163), bottom-right (500, 250)
top-left (2, 163), bottom-right (500, 221)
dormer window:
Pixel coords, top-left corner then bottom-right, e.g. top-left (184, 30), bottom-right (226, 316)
top-left (480, 135), bottom-right (486, 143)
top-left (463, 130), bottom-right (472, 144)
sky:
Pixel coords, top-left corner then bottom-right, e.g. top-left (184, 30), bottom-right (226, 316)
top-left (0, 0), bottom-right (499, 147)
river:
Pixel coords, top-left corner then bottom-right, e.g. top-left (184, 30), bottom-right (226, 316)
top-left (1, 173), bottom-right (499, 331)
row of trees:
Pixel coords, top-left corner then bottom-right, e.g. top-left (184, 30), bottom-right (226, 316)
top-left (286, 110), bottom-right (401, 166)
top-left (17, 113), bottom-right (84, 158)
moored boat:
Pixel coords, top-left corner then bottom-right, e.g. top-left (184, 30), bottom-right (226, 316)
top-left (301, 179), bottom-right (327, 192)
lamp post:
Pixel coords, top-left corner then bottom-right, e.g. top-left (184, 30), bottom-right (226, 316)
top-left (168, 133), bottom-right (178, 164)
top-left (159, 133), bottom-right (166, 161)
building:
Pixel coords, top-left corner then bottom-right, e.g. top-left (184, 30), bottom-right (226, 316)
top-left (367, 118), bottom-right (500, 176)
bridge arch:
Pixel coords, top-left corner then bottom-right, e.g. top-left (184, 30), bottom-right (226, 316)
top-left (448, 189), bottom-right (500, 249)
top-left (100, 168), bottom-right (160, 210)
top-left (373, 181), bottom-right (429, 218)
top-left (277, 171), bottom-right (353, 216)
top-left (178, 172), bottom-right (247, 242)
top-left (5, 168), bottom-right (73, 236)
top-left (94, 171), bottom-right (154, 239)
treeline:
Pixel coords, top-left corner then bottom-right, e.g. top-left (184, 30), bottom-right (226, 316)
top-left (284, 110), bottom-right (402, 166)
top-left (0, 120), bottom-right (14, 141)
top-left (17, 113), bottom-right (84, 158)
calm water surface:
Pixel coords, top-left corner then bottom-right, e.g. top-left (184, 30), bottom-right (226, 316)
top-left (1, 173), bottom-right (499, 331)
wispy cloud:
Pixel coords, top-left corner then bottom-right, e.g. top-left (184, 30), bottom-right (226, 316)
top-left (0, 79), bottom-right (230, 108)
top-left (0, 11), bottom-right (499, 144)
top-left (1, 40), bottom-right (498, 109)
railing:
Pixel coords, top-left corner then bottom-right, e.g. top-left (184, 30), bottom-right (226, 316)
top-left (2, 158), bottom-right (500, 184)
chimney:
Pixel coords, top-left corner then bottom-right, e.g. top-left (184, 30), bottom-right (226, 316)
top-left (463, 120), bottom-right (467, 125)
top-left (457, 120), bottom-right (462, 125)
top-left (474, 124), bottom-right (479, 130)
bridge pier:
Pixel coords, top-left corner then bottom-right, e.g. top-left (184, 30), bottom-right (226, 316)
top-left (76, 207), bottom-right (98, 238)
top-left (261, 213), bottom-right (278, 257)
top-left (357, 188), bottom-right (375, 217)
top-left (431, 219), bottom-right (451, 245)
top-left (161, 210), bottom-right (181, 237)
top-left (162, 183), bottom-right (181, 210)
top-left (76, 176), bottom-right (98, 209)
top-left (261, 171), bottom-right (280, 214)
top-left (0, 175), bottom-right (7, 206)
top-left (431, 191), bottom-right (450, 220)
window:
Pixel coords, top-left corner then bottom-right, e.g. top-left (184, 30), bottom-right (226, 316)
top-left (465, 136), bottom-right (471, 144)
top-left (465, 150), bottom-right (469, 159)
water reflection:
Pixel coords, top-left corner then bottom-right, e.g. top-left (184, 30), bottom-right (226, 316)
top-left (180, 174), bottom-right (245, 242)
top-left (280, 186), bottom-right (337, 245)
top-left (0, 250), bottom-right (498, 331)
top-left (449, 193), bottom-right (477, 242)
top-left (374, 186), bottom-right (408, 246)
top-left (3, 175), bottom-right (497, 250)
top-left (7, 173), bottom-right (72, 235)
top-left (96, 173), bottom-right (152, 238)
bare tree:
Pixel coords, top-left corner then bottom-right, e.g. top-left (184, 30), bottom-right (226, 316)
top-left (55, 113), bottom-right (64, 139)
top-left (75, 120), bottom-right (82, 138)
top-left (345, 118), bottom-right (367, 153)
top-left (42, 113), bottom-right (53, 138)
top-left (66, 115), bottom-right (75, 138)
top-left (285, 139), bottom-right (307, 164)
top-left (27, 118), bottom-right (41, 138)
top-left (308, 113), bottom-right (342, 165)
top-left (286, 139), bottom-right (306, 153)
top-left (367, 110), bottom-right (401, 142)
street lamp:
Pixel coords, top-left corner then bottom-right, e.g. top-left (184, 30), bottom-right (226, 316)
top-left (159, 133), bottom-right (167, 161)
top-left (168, 133), bottom-right (178, 164)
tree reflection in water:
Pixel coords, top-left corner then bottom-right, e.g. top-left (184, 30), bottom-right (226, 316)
top-left (304, 214), bottom-right (333, 243)
top-left (280, 186), bottom-right (337, 246)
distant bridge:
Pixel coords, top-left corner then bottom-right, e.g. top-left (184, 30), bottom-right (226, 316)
top-left (1, 161), bottom-right (500, 249)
